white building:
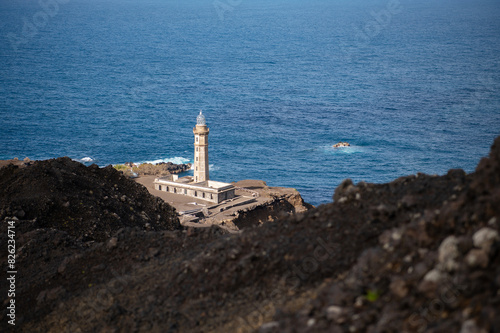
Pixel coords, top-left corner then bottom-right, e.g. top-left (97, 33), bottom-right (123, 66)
top-left (153, 111), bottom-right (235, 204)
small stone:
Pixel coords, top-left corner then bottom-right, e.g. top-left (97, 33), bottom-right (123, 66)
top-left (401, 195), bottom-right (417, 208)
top-left (390, 279), bottom-right (408, 298)
top-left (472, 227), bottom-right (499, 254)
top-left (108, 237), bottom-right (118, 249)
top-left (439, 236), bottom-right (459, 262)
top-left (423, 269), bottom-right (444, 283)
top-left (307, 318), bottom-right (316, 327)
top-left (462, 307), bottom-right (473, 318)
top-left (333, 179), bottom-right (353, 201)
top-left (91, 264), bottom-right (106, 272)
top-left (14, 210), bottom-right (25, 218)
top-left (326, 305), bottom-right (345, 323)
top-left (460, 319), bottom-right (486, 333)
top-left (438, 236), bottom-right (460, 272)
top-left (354, 296), bottom-right (364, 308)
top-left (465, 249), bottom-right (489, 268)
top-left (488, 217), bottom-right (497, 226)
top-left (391, 229), bottom-right (403, 241)
top-left (338, 197), bottom-right (348, 204)
top-left (259, 321), bottom-right (279, 332)
top-left (58, 261), bottom-right (67, 274)
top-left (148, 248), bottom-right (159, 258)
top-left (36, 290), bottom-right (47, 304)
top-left (417, 248), bottom-right (429, 257)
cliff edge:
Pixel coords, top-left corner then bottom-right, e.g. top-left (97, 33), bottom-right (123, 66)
top-left (229, 179), bottom-right (314, 229)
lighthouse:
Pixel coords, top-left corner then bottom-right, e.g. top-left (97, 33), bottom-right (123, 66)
top-left (193, 111), bottom-right (209, 182)
top-left (153, 110), bottom-right (235, 203)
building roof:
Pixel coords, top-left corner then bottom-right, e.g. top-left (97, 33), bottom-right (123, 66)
top-left (154, 177), bottom-right (234, 193)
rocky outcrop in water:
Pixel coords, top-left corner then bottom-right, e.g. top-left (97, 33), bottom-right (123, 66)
top-left (132, 162), bottom-right (191, 176)
top-left (333, 141), bottom-right (350, 148)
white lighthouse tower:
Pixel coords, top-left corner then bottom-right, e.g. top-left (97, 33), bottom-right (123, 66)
top-left (193, 111), bottom-right (209, 182)
top-left (153, 110), bottom-right (235, 203)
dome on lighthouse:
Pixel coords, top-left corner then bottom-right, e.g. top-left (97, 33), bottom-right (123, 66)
top-left (196, 110), bottom-right (206, 126)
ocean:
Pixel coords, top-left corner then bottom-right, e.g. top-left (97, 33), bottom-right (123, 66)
top-left (1, 0), bottom-right (499, 206)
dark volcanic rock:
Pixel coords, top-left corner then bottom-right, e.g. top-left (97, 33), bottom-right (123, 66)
top-left (0, 157), bottom-right (180, 241)
top-left (0, 137), bottom-right (499, 333)
top-left (133, 162), bottom-right (191, 176)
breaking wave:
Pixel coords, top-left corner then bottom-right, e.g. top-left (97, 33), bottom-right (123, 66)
top-left (74, 157), bottom-right (95, 164)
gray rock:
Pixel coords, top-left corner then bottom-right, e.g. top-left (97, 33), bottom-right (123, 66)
top-left (14, 209), bottom-right (25, 218)
top-left (438, 236), bottom-right (460, 272)
top-left (259, 321), bottom-right (279, 332)
top-left (472, 227), bottom-right (499, 254)
top-left (465, 249), bottom-right (489, 268)
top-left (390, 279), bottom-right (408, 298)
top-left (423, 269), bottom-right (445, 283)
top-left (460, 319), bottom-right (487, 333)
top-left (326, 305), bottom-right (345, 323)
top-left (107, 237), bottom-right (118, 249)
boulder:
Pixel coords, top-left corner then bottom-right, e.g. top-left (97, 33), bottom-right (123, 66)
top-left (333, 142), bottom-right (350, 148)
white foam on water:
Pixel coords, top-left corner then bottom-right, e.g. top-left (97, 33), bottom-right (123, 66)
top-left (79, 157), bottom-right (94, 162)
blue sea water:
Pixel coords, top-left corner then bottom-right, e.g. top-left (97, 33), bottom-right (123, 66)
top-left (1, 0), bottom-right (499, 206)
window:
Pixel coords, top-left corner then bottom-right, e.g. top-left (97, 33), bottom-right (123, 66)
top-left (196, 157), bottom-right (198, 161)
top-left (194, 191), bottom-right (197, 197)
top-left (158, 185), bottom-right (162, 191)
top-left (196, 147), bottom-right (199, 152)
top-left (196, 136), bottom-right (199, 142)
top-left (174, 188), bottom-right (177, 193)
top-left (166, 186), bottom-right (169, 192)
top-left (184, 189), bottom-right (187, 194)
top-left (196, 167), bottom-right (198, 171)
top-left (202, 192), bottom-right (205, 198)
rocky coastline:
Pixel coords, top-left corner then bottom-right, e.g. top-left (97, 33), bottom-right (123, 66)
top-left (0, 136), bottom-right (499, 332)
top-left (114, 161), bottom-right (192, 178)
top-left (228, 179), bottom-right (313, 230)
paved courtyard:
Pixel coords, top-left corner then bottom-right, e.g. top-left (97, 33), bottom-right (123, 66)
top-left (135, 176), bottom-right (264, 231)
